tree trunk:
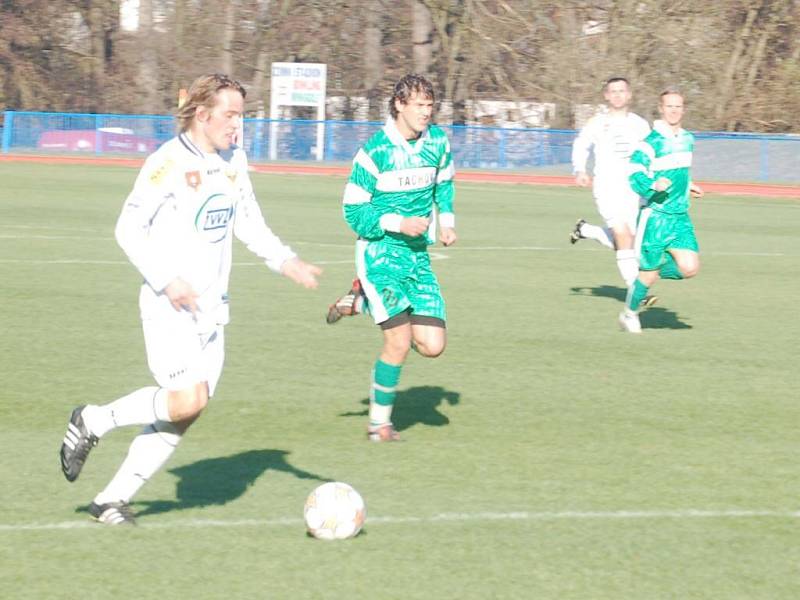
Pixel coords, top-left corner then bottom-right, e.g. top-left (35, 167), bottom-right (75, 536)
top-left (364, 0), bottom-right (384, 119)
top-left (412, 1), bottom-right (433, 75)
top-left (87, 4), bottom-right (106, 112)
top-left (250, 0), bottom-right (273, 110)
top-left (715, 4), bottom-right (761, 123)
top-left (138, 0), bottom-right (160, 113)
top-left (221, 0), bottom-right (238, 76)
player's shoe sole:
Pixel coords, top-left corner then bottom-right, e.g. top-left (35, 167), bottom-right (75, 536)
top-left (89, 501), bottom-right (137, 526)
top-left (570, 219), bottom-right (586, 244)
top-left (60, 405), bottom-right (99, 482)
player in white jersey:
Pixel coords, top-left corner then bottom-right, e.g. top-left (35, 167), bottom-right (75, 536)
top-left (570, 77), bottom-right (651, 290)
top-left (59, 74), bottom-right (321, 525)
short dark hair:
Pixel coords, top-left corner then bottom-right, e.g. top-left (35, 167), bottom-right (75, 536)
top-left (604, 76), bottom-right (630, 91)
top-left (176, 73), bottom-right (246, 132)
top-left (660, 87), bottom-right (683, 101)
top-left (389, 74), bottom-right (435, 119)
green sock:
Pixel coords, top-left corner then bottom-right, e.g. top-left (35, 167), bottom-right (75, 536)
top-left (372, 360), bottom-right (402, 406)
top-left (659, 254), bottom-right (684, 280)
top-left (370, 360), bottom-right (402, 426)
top-left (626, 279), bottom-right (650, 311)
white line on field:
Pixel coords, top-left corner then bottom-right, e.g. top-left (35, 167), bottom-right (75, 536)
top-left (0, 234), bottom-right (115, 240)
top-left (1, 509), bottom-right (798, 532)
top-left (0, 259), bottom-right (355, 266)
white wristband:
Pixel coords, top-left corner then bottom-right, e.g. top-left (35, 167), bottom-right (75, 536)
top-left (379, 213), bottom-right (404, 233)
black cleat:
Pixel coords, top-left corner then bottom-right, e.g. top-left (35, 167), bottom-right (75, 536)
top-left (60, 405), bottom-right (98, 482)
top-left (642, 295), bottom-right (659, 309)
top-left (89, 501), bottom-right (137, 526)
top-left (326, 278), bottom-right (363, 324)
top-left (570, 219), bottom-right (586, 244)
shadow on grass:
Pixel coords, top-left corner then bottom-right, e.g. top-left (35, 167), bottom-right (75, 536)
top-left (570, 285), bottom-right (692, 330)
top-left (570, 284), bottom-right (626, 302)
top-left (76, 448), bottom-right (330, 518)
top-left (340, 385), bottom-right (460, 432)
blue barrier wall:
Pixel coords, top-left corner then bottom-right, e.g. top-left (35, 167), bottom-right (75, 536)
top-left (2, 110), bottom-right (798, 183)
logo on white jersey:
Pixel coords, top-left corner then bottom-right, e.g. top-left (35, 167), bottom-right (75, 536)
top-left (195, 193), bottom-right (234, 243)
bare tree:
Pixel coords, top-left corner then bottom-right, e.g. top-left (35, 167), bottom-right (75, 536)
top-left (0, 0), bottom-right (798, 131)
top-left (136, 0), bottom-right (159, 113)
top-left (412, 0), bottom-right (434, 75)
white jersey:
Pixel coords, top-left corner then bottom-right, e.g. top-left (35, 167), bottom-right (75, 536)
top-left (572, 111), bottom-right (650, 185)
top-left (116, 132), bottom-right (296, 329)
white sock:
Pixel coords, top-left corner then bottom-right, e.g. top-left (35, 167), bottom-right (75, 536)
top-left (580, 223), bottom-right (615, 249)
top-left (369, 402), bottom-right (393, 427)
top-left (83, 387), bottom-right (171, 438)
top-left (93, 421), bottom-right (182, 505)
top-left (616, 249), bottom-right (639, 287)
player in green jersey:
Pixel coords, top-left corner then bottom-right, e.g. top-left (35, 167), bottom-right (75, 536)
top-left (326, 74), bottom-right (456, 441)
top-left (620, 89), bottom-right (704, 333)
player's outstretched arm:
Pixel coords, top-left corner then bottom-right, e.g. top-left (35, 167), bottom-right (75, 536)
top-left (690, 182), bottom-right (704, 198)
top-left (281, 257), bottom-right (322, 289)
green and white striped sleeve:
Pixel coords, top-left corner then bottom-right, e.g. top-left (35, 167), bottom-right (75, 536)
top-left (342, 148), bottom-right (385, 239)
top-left (434, 137), bottom-right (455, 227)
top-left (629, 140), bottom-right (657, 200)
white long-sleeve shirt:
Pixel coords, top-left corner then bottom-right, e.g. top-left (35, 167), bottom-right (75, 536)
top-left (572, 111), bottom-right (650, 185)
top-left (115, 133), bottom-right (296, 328)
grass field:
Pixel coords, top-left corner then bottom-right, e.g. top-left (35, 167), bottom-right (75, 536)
top-left (1, 162), bottom-right (799, 599)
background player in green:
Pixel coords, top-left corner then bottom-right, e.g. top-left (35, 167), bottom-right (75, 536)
top-left (620, 88), bottom-right (704, 333)
top-left (326, 74), bottom-right (456, 441)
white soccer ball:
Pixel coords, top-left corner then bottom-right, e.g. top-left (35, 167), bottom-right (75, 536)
top-left (304, 481), bottom-right (366, 540)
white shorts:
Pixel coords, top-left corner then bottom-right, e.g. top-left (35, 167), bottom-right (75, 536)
top-left (142, 314), bottom-right (225, 397)
top-left (593, 179), bottom-right (642, 232)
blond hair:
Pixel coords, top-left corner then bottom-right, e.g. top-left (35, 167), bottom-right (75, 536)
top-left (176, 74), bottom-right (246, 132)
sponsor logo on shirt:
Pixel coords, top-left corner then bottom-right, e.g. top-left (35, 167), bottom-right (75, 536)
top-left (149, 159), bottom-right (174, 185)
top-left (195, 193), bottom-right (234, 243)
top-left (376, 167), bottom-right (437, 192)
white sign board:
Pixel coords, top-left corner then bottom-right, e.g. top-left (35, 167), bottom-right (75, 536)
top-left (270, 62), bottom-right (327, 160)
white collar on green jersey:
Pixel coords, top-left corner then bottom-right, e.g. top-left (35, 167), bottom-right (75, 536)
top-left (383, 118), bottom-right (431, 153)
top-left (653, 119), bottom-right (686, 138)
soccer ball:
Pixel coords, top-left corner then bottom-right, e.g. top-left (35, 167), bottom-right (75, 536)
top-left (304, 481), bottom-right (366, 540)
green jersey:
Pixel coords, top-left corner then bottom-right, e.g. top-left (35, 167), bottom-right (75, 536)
top-left (629, 120), bottom-right (695, 214)
top-left (342, 119), bottom-right (455, 249)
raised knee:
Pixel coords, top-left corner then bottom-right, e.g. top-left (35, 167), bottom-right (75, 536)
top-left (682, 262), bottom-right (700, 278)
top-left (186, 393), bottom-right (208, 416)
top-left (415, 341), bottom-right (446, 358)
top-left (169, 385), bottom-right (208, 421)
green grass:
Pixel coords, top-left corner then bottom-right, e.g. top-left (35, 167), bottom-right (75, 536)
top-left (1, 163), bottom-right (799, 599)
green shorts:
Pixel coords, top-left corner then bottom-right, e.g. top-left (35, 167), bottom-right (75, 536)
top-left (355, 238), bottom-right (446, 325)
top-left (637, 208), bottom-right (699, 271)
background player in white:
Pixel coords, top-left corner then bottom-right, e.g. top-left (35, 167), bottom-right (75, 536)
top-left (325, 74), bottom-right (456, 442)
top-left (59, 73), bottom-right (321, 525)
top-left (570, 77), bottom-right (651, 291)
